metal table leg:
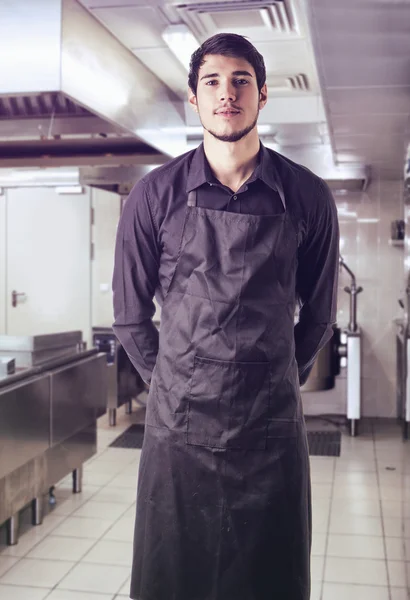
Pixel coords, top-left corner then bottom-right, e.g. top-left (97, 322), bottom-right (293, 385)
top-left (109, 408), bottom-right (117, 427)
top-left (125, 400), bottom-right (132, 415)
top-left (31, 497), bottom-right (43, 526)
top-left (7, 514), bottom-right (19, 546)
top-left (350, 419), bottom-right (358, 437)
top-left (72, 466), bottom-right (83, 494)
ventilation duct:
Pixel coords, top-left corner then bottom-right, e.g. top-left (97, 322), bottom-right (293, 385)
top-left (0, 0), bottom-right (186, 158)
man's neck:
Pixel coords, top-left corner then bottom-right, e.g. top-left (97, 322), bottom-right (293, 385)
top-left (203, 130), bottom-right (261, 193)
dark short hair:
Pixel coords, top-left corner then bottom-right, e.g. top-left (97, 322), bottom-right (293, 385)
top-left (188, 33), bottom-right (266, 94)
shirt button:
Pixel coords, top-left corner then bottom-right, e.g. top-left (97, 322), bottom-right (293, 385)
top-left (233, 195), bottom-right (237, 200)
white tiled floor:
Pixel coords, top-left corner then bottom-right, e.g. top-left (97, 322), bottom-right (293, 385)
top-left (1, 411), bottom-right (410, 599)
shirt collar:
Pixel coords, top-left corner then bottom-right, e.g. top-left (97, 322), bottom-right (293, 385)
top-left (186, 141), bottom-right (278, 194)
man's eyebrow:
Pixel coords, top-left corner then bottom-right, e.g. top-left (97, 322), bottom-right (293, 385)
top-left (199, 70), bottom-right (254, 81)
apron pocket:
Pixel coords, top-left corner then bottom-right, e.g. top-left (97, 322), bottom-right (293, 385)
top-left (186, 355), bottom-right (270, 450)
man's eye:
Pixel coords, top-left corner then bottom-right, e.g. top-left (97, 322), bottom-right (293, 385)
top-left (234, 79), bottom-right (248, 85)
top-left (205, 80), bottom-right (218, 85)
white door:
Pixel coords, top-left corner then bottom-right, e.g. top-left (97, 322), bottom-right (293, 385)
top-left (6, 186), bottom-right (92, 346)
top-left (0, 190), bottom-right (6, 335)
top-left (91, 187), bottom-right (121, 328)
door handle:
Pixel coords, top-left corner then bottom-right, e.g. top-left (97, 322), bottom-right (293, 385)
top-left (11, 290), bottom-right (26, 307)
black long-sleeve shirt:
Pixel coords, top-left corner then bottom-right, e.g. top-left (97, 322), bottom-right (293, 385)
top-left (112, 142), bottom-right (339, 386)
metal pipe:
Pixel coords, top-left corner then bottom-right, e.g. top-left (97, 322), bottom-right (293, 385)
top-left (339, 257), bottom-right (363, 333)
top-left (339, 256), bottom-right (356, 286)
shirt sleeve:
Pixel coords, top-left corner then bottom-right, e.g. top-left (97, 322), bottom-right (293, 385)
top-left (294, 178), bottom-right (340, 385)
top-left (112, 178), bottom-right (160, 384)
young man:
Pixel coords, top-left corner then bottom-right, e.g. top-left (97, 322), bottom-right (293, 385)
top-left (113, 33), bottom-right (339, 600)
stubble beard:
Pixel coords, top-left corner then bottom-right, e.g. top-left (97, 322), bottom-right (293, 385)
top-left (200, 109), bottom-right (259, 143)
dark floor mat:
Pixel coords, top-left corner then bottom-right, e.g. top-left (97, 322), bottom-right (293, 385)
top-left (110, 425), bottom-right (341, 456)
top-left (109, 424), bottom-right (145, 449)
top-left (307, 430), bottom-right (341, 457)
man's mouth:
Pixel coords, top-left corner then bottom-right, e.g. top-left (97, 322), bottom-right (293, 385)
top-left (216, 109), bottom-right (241, 117)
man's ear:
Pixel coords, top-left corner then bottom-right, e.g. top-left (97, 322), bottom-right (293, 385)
top-left (188, 88), bottom-right (199, 113)
top-left (259, 84), bottom-right (268, 110)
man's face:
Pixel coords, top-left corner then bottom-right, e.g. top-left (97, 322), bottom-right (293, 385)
top-left (189, 54), bottom-right (267, 143)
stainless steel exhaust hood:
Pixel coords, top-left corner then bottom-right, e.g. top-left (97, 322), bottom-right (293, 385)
top-left (0, 0), bottom-right (186, 160)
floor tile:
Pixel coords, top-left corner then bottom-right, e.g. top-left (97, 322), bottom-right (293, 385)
top-left (103, 518), bottom-right (135, 543)
top-left (311, 555), bottom-right (324, 582)
top-left (324, 556), bottom-right (388, 586)
top-left (120, 462), bottom-right (140, 477)
top-left (57, 563), bottom-right (129, 594)
top-left (312, 483), bottom-right (333, 500)
top-left (0, 584), bottom-right (50, 600)
top-left (82, 540), bottom-right (133, 567)
top-left (332, 483), bottom-right (380, 500)
top-left (51, 488), bottom-right (101, 516)
top-left (334, 472), bottom-right (378, 487)
top-left (402, 518), bottom-right (410, 538)
top-left (322, 582), bottom-right (389, 600)
top-left (390, 589), bottom-right (410, 600)
top-left (84, 462), bottom-right (126, 476)
top-left (0, 556), bottom-right (20, 577)
top-left (46, 591), bottom-right (115, 599)
top-left (52, 517), bottom-right (113, 540)
top-left (383, 517), bottom-right (404, 537)
top-left (72, 501), bottom-right (129, 522)
top-left (335, 459), bottom-right (377, 473)
top-left (379, 472), bottom-right (404, 488)
top-left (380, 486), bottom-right (403, 502)
top-left (310, 581), bottom-right (321, 600)
top-left (119, 504), bottom-right (136, 521)
top-left (0, 558), bottom-right (75, 588)
top-left (92, 488), bottom-right (136, 505)
top-left (116, 577), bottom-right (131, 596)
top-left (83, 472), bottom-right (116, 487)
top-left (331, 498), bottom-right (381, 518)
top-left (381, 500), bottom-right (403, 519)
top-left (387, 560), bottom-right (407, 587)
top-left (107, 475), bottom-right (137, 490)
top-left (26, 536), bottom-right (96, 562)
top-left (329, 513), bottom-right (383, 536)
top-left (0, 516), bottom-right (66, 557)
top-left (327, 534), bottom-right (385, 559)
top-left (312, 506), bottom-right (330, 534)
top-left (385, 537), bottom-right (406, 561)
top-left (311, 533), bottom-right (327, 556)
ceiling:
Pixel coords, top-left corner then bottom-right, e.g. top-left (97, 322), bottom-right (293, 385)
top-left (308, 0), bottom-right (410, 179)
top-left (77, 0), bottom-right (410, 181)
top-left (1, 0), bottom-right (408, 184)
top-left (78, 0), bottom-right (334, 165)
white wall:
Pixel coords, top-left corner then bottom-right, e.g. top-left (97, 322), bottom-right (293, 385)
top-left (0, 190), bottom-right (5, 335)
top-left (338, 179), bottom-right (404, 418)
top-left (304, 178), bottom-right (404, 419)
top-left (91, 188), bottom-right (121, 328)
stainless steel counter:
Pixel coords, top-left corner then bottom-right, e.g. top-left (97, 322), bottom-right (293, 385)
top-left (0, 331), bottom-right (83, 368)
top-left (0, 348), bottom-right (107, 545)
top-left (92, 327), bottom-right (145, 426)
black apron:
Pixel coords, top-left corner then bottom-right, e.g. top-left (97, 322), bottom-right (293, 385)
top-left (130, 180), bottom-right (312, 600)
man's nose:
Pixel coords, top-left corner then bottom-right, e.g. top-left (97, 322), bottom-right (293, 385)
top-left (219, 83), bottom-right (236, 102)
